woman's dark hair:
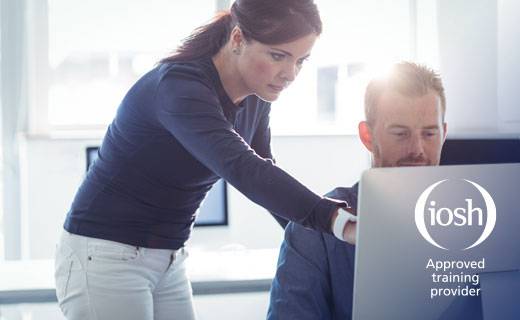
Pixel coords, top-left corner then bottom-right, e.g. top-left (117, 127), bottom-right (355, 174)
top-left (161, 0), bottom-right (322, 63)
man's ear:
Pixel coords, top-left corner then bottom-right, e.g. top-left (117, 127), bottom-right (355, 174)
top-left (442, 122), bottom-right (448, 142)
top-left (358, 121), bottom-right (374, 152)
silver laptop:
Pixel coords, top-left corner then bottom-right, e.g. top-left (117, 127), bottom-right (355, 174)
top-left (352, 163), bottom-right (520, 320)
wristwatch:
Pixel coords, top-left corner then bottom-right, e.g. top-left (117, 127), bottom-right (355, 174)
top-left (333, 207), bottom-right (357, 242)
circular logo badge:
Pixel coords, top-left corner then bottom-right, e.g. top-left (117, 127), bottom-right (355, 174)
top-left (414, 179), bottom-right (496, 250)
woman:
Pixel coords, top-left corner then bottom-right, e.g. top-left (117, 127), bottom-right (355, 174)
top-left (55, 0), bottom-right (354, 319)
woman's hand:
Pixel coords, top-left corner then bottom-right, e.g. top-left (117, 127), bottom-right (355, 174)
top-left (331, 207), bottom-right (357, 245)
top-left (342, 219), bottom-right (357, 245)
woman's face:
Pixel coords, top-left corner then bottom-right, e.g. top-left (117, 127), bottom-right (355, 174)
top-left (236, 33), bottom-right (318, 102)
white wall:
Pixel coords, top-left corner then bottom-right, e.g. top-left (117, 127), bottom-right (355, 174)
top-left (437, 0), bottom-right (520, 134)
top-left (498, 0), bottom-right (520, 132)
top-left (437, 0), bottom-right (498, 133)
top-left (23, 135), bottom-right (369, 259)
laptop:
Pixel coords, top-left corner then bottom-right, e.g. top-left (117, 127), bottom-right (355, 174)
top-left (352, 163), bottom-right (520, 320)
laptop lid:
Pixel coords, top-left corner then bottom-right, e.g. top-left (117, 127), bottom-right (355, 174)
top-left (352, 163), bottom-right (520, 320)
top-left (479, 270), bottom-right (520, 320)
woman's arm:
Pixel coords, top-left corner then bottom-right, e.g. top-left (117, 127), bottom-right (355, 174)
top-left (249, 104), bottom-right (289, 229)
top-left (155, 74), bottom-right (345, 233)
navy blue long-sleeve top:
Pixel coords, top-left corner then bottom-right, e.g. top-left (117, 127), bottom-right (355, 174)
top-left (64, 58), bottom-right (345, 249)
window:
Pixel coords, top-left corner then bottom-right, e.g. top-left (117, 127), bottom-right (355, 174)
top-left (41, 0), bottom-right (217, 130)
top-left (270, 0), bottom-right (416, 135)
top-left (30, 0), bottom-right (438, 136)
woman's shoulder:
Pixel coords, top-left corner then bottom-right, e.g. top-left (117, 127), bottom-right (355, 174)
top-left (158, 59), bottom-right (215, 88)
top-left (154, 59), bottom-right (219, 103)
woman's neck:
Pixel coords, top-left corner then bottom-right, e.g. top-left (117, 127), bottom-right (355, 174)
top-left (212, 46), bottom-right (250, 105)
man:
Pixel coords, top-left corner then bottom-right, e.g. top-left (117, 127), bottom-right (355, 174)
top-left (267, 62), bottom-right (452, 319)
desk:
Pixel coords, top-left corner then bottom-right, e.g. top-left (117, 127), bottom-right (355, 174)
top-left (0, 249), bottom-right (278, 304)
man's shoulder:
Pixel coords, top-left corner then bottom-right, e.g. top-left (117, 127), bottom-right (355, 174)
top-left (285, 185), bottom-right (357, 243)
top-left (284, 221), bottom-right (349, 258)
top-left (284, 185), bottom-right (358, 250)
top-left (284, 220), bottom-right (324, 244)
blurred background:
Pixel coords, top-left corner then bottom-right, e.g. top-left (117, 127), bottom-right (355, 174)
top-left (1, 0), bottom-right (519, 319)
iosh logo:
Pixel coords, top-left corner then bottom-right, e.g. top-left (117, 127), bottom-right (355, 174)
top-left (415, 179), bottom-right (496, 250)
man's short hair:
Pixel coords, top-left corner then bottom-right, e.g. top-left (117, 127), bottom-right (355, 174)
top-left (364, 62), bottom-right (446, 125)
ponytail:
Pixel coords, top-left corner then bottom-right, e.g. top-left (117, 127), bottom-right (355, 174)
top-left (161, 0), bottom-right (322, 63)
top-left (161, 11), bottom-right (233, 63)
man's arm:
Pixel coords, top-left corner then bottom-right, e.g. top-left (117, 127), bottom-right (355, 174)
top-left (267, 223), bottom-right (333, 320)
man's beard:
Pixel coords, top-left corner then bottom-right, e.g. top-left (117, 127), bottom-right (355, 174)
top-left (373, 145), bottom-right (431, 167)
top-left (395, 154), bottom-right (431, 167)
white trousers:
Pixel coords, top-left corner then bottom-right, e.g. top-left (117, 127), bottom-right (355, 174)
top-left (54, 231), bottom-right (196, 320)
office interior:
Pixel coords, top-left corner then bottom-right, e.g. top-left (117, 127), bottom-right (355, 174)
top-left (1, 0), bottom-right (519, 319)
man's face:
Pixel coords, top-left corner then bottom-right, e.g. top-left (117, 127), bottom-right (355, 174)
top-left (359, 89), bottom-right (447, 168)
